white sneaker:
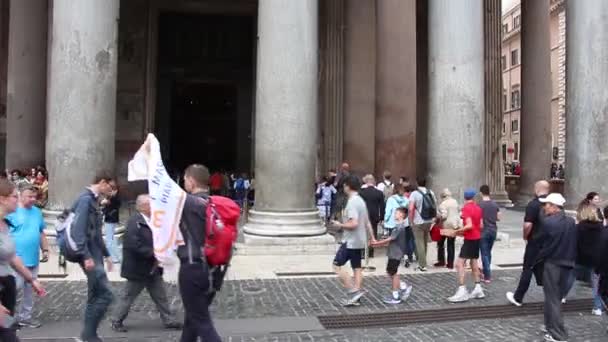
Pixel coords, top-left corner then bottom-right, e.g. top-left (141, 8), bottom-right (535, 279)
top-left (401, 285), bottom-right (413, 302)
top-left (469, 284), bottom-right (485, 299)
top-left (592, 308), bottom-right (603, 316)
top-left (448, 286), bottom-right (469, 303)
top-left (561, 298), bottom-right (566, 304)
top-left (544, 333), bottom-right (567, 342)
top-left (506, 292), bottom-right (522, 307)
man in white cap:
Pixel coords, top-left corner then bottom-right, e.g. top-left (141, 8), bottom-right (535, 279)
top-left (536, 193), bottom-right (576, 342)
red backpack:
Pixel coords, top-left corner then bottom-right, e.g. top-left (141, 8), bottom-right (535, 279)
top-left (204, 196), bottom-right (240, 266)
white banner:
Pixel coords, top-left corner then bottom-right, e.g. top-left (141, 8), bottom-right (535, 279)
top-left (127, 133), bottom-right (185, 262)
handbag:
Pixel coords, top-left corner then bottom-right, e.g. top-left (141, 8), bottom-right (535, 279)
top-left (430, 223), bottom-right (442, 242)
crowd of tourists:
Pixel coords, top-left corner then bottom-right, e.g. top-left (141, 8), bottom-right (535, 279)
top-left (208, 170), bottom-right (254, 209)
top-left (2, 166), bottom-right (49, 208)
top-left (327, 162), bottom-right (607, 342)
top-left (0, 164), bottom-right (223, 342)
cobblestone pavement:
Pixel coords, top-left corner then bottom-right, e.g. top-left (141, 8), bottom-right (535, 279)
top-left (224, 314), bottom-right (607, 342)
top-left (21, 314), bottom-right (608, 341)
top-left (34, 269), bottom-right (591, 322)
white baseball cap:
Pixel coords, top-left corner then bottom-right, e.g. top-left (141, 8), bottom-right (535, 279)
top-left (539, 193), bottom-right (566, 207)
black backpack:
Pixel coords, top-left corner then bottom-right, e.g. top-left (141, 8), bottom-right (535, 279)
top-left (418, 190), bottom-right (437, 220)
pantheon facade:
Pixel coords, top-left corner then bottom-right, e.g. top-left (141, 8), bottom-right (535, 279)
top-left (0, 0), bottom-right (605, 240)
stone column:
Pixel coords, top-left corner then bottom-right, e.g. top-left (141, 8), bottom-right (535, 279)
top-left (5, 0), bottom-right (48, 170)
top-left (375, 0), bottom-right (417, 178)
top-left (565, 0), bottom-right (608, 201)
top-left (46, 0), bottom-right (120, 209)
top-left (555, 4), bottom-right (566, 164)
top-left (484, 0), bottom-right (512, 206)
top-left (343, 0), bottom-right (376, 175)
top-left (428, 0), bottom-right (484, 199)
top-left (244, 0), bottom-right (328, 240)
top-left (519, 0), bottom-right (552, 197)
top-left (319, 0), bottom-right (344, 174)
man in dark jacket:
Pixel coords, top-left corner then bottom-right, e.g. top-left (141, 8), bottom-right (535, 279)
top-left (178, 164), bottom-right (221, 342)
top-left (359, 174), bottom-right (384, 257)
top-left (507, 180), bottom-right (550, 306)
top-left (536, 193), bottom-right (577, 342)
top-left (111, 194), bottom-right (181, 333)
top-left (71, 171), bottom-right (115, 342)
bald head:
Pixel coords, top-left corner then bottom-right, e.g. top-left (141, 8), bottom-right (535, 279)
top-left (534, 180), bottom-right (550, 196)
top-left (136, 194), bottom-right (151, 217)
top-left (341, 163), bottom-right (350, 171)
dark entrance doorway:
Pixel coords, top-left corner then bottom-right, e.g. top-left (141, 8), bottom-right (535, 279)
top-left (155, 12), bottom-right (255, 177)
top-left (169, 82), bottom-right (237, 172)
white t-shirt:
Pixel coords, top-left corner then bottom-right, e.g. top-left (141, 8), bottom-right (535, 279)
top-left (410, 187), bottom-right (436, 225)
top-left (376, 180), bottom-right (393, 192)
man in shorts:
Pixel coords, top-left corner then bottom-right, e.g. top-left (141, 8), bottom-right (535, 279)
top-left (448, 189), bottom-right (485, 303)
top-left (371, 207), bottom-right (413, 304)
top-left (332, 175), bottom-right (370, 306)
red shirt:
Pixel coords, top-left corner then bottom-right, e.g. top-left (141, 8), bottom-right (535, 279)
top-left (461, 201), bottom-right (482, 240)
top-left (209, 173), bottom-right (223, 190)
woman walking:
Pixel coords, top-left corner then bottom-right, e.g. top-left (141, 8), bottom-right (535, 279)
top-left (0, 179), bottom-right (45, 341)
top-left (576, 198), bottom-right (604, 316)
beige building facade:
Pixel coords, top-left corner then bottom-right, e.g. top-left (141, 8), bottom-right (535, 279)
top-left (501, 0), bottom-right (566, 166)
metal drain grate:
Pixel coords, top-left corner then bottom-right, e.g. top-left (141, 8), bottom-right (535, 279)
top-left (496, 263), bottom-right (524, 268)
top-left (318, 299), bottom-right (592, 329)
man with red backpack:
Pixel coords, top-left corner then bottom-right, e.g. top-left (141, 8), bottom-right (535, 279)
top-left (178, 164), bottom-right (222, 342)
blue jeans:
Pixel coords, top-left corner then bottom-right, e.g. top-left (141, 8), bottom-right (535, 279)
top-left (81, 263), bottom-right (114, 340)
top-left (104, 222), bottom-right (121, 263)
top-left (591, 271), bottom-right (603, 311)
top-left (480, 229), bottom-right (497, 280)
top-left (15, 265), bottom-right (38, 321)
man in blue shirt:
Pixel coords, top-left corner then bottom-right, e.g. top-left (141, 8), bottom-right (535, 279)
top-left (6, 183), bottom-right (49, 328)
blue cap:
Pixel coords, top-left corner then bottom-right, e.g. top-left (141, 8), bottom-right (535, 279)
top-left (464, 189), bottom-right (477, 200)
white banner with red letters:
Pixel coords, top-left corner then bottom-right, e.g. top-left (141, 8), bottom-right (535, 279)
top-left (127, 133), bottom-right (185, 263)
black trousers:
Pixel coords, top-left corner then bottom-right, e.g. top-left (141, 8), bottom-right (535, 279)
top-left (0, 275), bottom-right (18, 342)
top-left (437, 236), bottom-right (455, 266)
top-left (514, 241), bottom-right (541, 303)
top-left (178, 262), bottom-right (221, 342)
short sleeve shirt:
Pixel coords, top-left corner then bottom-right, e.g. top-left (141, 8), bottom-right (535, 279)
top-left (461, 202), bottom-right (482, 241)
top-left (410, 187), bottom-right (436, 225)
top-left (524, 196), bottom-right (546, 241)
top-left (387, 223), bottom-right (407, 260)
top-left (342, 194), bottom-right (369, 249)
top-left (6, 206), bottom-right (45, 267)
top-left (479, 200), bottom-right (500, 231)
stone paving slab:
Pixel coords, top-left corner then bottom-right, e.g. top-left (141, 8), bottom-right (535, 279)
top-left (32, 269), bottom-right (591, 323)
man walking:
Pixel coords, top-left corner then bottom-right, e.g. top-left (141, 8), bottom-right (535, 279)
top-left (360, 175), bottom-right (384, 258)
top-left (448, 189), bottom-right (485, 303)
top-left (409, 178), bottom-right (437, 271)
top-left (71, 171), bottom-right (115, 342)
top-left (478, 185), bottom-right (501, 283)
top-left (178, 164), bottom-right (221, 341)
top-left (507, 180), bottom-right (550, 306)
top-left (111, 194), bottom-right (181, 332)
top-left (6, 184), bottom-right (49, 328)
top-left (535, 193), bottom-right (576, 342)
top-left (332, 175), bottom-right (370, 306)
